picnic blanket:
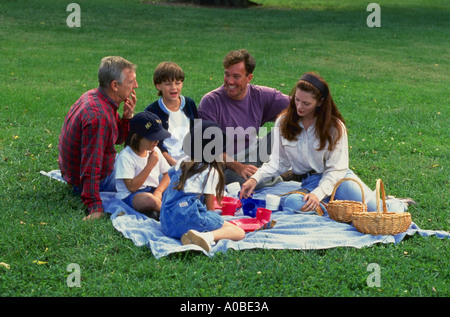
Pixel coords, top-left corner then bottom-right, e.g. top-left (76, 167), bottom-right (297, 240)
top-left (41, 170), bottom-right (449, 259)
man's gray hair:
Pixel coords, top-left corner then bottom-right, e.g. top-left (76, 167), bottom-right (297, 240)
top-left (98, 56), bottom-right (136, 89)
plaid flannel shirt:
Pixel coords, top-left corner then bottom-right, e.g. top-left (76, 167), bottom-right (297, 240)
top-left (58, 88), bottom-right (130, 213)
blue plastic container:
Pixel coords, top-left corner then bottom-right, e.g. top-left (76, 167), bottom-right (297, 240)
top-left (242, 202), bottom-right (257, 217)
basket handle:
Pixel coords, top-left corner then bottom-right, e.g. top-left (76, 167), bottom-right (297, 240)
top-left (330, 177), bottom-right (365, 204)
top-left (375, 179), bottom-right (388, 215)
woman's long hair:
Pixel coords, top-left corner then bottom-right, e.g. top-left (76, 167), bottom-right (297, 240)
top-left (174, 160), bottom-right (226, 203)
top-left (279, 72), bottom-right (346, 151)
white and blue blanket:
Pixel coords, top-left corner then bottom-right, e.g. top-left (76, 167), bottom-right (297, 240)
top-left (41, 170), bottom-right (449, 259)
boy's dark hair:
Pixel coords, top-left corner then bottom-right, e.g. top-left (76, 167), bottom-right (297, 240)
top-left (153, 61), bottom-right (185, 96)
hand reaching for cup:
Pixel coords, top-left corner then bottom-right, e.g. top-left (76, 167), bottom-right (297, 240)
top-left (239, 178), bottom-right (257, 199)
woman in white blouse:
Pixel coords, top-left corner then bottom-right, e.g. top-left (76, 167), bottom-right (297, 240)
top-left (240, 72), bottom-right (412, 214)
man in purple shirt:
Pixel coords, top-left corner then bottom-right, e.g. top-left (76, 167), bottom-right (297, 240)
top-left (198, 49), bottom-right (290, 187)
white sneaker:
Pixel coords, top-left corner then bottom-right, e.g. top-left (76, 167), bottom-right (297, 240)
top-left (387, 195), bottom-right (417, 206)
top-left (181, 230), bottom-right (212, 252)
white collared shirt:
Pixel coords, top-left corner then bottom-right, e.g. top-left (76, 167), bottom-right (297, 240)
top-left (252, 116), bottom-right (349, 201)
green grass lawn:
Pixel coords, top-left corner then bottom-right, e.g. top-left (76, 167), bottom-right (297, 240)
top-left (0, 0), bottom-right (448, 298)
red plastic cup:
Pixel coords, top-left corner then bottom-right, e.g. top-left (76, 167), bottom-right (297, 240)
top-left (221, 201), bottom-right (238, 216)
top-left (256, 208), bottom-right (272, 223)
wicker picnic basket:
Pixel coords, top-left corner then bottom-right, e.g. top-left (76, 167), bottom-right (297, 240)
top-left (352, 179), bottom-right (412, 235)
top-left (327, 178), bottom-right (367, 223)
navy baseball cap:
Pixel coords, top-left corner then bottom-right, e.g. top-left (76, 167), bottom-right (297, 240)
top-left (130, 111), bottom-right (171, 141)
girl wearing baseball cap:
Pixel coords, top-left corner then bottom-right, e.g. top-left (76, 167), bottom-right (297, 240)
top-left (114, 112), bottom-right (171, 220)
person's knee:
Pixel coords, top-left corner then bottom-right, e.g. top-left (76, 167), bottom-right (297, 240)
top-left (235, 227), bottom-right (246, 240)
top-left (334, 179), bottom-right (363, 201)
top-left (283, 193), bottom-right (306, 211)
top-left (133, 193), bottom-right (161, 211)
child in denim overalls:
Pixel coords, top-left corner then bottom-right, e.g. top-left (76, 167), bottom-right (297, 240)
top-left (160, 121), bottom-right (245, 252)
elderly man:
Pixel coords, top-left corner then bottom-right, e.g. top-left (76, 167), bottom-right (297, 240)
top-left (58, 56), bottom-right (138, 219)
top-left (198, 49), bottom-right (289, 187)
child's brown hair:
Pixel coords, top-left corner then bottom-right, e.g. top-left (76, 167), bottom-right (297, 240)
top-left (153, 61), bottom-right (185, 96)
top-left (174, 160), bottom-right (225, 203)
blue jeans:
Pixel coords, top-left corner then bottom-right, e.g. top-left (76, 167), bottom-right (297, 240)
top-left (71, 170), bottom-right (116, 194)
top-left (282, 173), bottom-right (324, 212)
top-left (122, 186), bottom-right (155, 209)
top-left (282, 170), bottom-right (407, 213)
